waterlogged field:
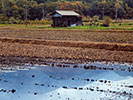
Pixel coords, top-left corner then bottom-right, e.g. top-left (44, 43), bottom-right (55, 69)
top-left (0, 62), bottom-right (132, 100)
top-left (0, 27), bottom-right (133, 100)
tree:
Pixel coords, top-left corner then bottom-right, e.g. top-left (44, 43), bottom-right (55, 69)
top-left (115, 0), bottom-right (123, 20)
top-left (0, 0), bottom-right (133, 22)
top-left (102, 0), bottom-right (106, 20)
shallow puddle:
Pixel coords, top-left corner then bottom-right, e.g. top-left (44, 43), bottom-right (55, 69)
top-left (0, 62), bottom-right (133, 100)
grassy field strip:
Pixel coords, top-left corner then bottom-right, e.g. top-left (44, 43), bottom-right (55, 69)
top-left (0, 23), bottom-right (133, 30)
top-left (0, 37), bottom-right (133, 52)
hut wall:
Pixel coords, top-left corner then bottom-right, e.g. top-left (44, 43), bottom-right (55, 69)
top-left (52, 16), bottom-right (82, 27)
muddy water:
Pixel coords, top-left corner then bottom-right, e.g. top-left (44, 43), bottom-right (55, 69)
top-left (0, 62), bottom-right (133, 100)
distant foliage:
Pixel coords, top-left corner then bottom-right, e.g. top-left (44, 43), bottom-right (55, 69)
top-left (0, 0), bottom-right (133, 22)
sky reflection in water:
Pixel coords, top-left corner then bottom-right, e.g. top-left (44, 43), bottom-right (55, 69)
top-left (0, 62), bottom-right (133, 100)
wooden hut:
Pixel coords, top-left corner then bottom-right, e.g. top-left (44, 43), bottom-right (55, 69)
top-left (52, 10), bottom-right (82, 27)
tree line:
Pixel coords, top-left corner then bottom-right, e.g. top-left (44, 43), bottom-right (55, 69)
top-left (0, 0), bottom-right (133, 22)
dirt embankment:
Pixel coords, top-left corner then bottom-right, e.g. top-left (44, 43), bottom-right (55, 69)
top-left (0, 37), bottom-right (133, 52)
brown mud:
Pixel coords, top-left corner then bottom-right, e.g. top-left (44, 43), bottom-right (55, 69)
top-left (0, 29), bottom-right (133, 66)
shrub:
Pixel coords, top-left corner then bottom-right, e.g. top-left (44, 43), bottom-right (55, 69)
top-left (102, 16), bottom-right (112, 27)
top-left (88, 15), bottom-right (100, 26)
top-left (0, 15), bottom-right (8, 21)
top-left (29, 20), bottom-right (52, 25)
top-left (83, 16), bottom-right (92, 22)
top-left (92, 15), bottom-right (99, 22)
top-left (16, 20), bottom-right (23, 24)
top-left (89, 15), bottom-right (100, 26)
top-left (9, 17), bottom-right (17, 24)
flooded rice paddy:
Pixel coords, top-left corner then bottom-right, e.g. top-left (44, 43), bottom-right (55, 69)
top-left (0, 62), bottom-right (133, 100)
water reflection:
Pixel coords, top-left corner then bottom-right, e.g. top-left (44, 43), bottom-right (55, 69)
top-left (0, 62), bottom-right (132, 100)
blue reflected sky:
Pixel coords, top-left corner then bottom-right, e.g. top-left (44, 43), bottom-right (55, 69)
top-left (0, 62), bottom-right (132, 100)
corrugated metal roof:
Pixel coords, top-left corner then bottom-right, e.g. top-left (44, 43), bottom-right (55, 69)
top-left (55, 10), bottom-right (80, 16)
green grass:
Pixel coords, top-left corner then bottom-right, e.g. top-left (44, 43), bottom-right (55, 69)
top-left (36, 25), bottom-right (133, 30)
top-left (0, 21), bottom-right (133, 30)
top-left (59, 25), bottom-right (119, 30)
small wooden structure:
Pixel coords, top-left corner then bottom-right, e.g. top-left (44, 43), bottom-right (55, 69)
top-left (52, 10), bottom-right (82, 27)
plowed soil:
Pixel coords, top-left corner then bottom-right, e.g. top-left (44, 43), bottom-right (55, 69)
top-left (0, 29), bottom-right (133, 65)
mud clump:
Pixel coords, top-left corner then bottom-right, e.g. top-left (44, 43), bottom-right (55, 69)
top-left (11, 89), bottom-right (16, 93)
top-left (34, 92), bottom-right (37, 95)
top-left (32, 75), bottom-right (35, 78)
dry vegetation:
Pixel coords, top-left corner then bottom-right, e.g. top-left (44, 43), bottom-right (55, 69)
top-left (0, 42), bottom-right (133, 64)
top-left (0, 29), bottom-right (133, 44)
top-left (0, 37), bottom-right (133, 52)
top-left (0, 29), bottom-right (133, 65)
